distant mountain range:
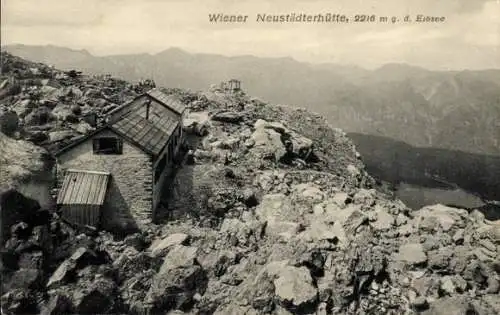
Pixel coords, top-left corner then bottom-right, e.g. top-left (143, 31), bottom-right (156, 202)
top-left (3, 44), bottom-right (500, 155)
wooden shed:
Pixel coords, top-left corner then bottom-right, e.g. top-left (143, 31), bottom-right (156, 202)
top-left (56, 169), bottom-right (110, 228)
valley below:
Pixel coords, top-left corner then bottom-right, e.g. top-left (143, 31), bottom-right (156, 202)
top-left (348, 133), bottom-right (500, 217)
top-left (395, 183), bottom-right (485, 213)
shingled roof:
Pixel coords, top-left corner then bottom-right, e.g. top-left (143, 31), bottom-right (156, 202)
top-left (107, 89), bottom-right (185, 121)
top-left (55, 88), bottom-right (183, 158)
top-left (146, 88), bottom-right (186, 115)
top-left (110, 110), bottom-right (178, 156)
top-left (54, 111), bottom-right (179, 158)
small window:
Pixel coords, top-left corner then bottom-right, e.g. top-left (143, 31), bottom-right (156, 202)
top-left (93, 137), bottom-right (123, 155)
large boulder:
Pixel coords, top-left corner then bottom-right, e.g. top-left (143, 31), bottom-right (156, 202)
top-left (211, 111), bottom-right (243, 124)
top-left (10, 99), bottom-right (33, 118)
top-left (256, 194), bottom-right (303, 239)
top-left (414, 204), bottom-right (465, 232)
top-left (251, 124), bottom-right (287, 162)
top-left (251, 119), bottom-right (314, 161)
top-left (145, 245), bottom-right (208, 312)
top-left (0, 189), bottom-right (41, 244)
top-left (200, 249), bottom-right (241, 278)
top-left (286, 130), bottom-right (314, 160)
top-left (46, 259), bottom-right (76, 289)
top-left (0, 133), bottom-right (55, 212)
top-left (146, 265), bottom-right (207, 311)
top-left (239, 260), bottom-right (288, 312)
top-left (220, 217), bottom-right (264, 247)
top-left (160, 245), bottom-right (198, 271)
top-left (394, 243), bottom-right (427, 266)
top-left (47, 247), bottom-right (103, 289)
top-left (148, 233), bottom-right (190, 257)
top-left (292, 183), bottom-right (325, 204)
top-left (183, 112), bottom-right (210, 136)
top-left (71, 278), bottom-right (117, 314)
top-left (51, 104), bottom-right (78, 122)
top-left (240, 261), bottom-right (318, 312)
top-left (300, 219), bottom-right (340, 244)
top-left (273, 266), bottom-right (318, 311)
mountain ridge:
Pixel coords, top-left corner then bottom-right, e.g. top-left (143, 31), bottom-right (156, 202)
top-left (3, 44), bottom-right (500, 156)
top-left (6, 43), bottom-right (500, 72)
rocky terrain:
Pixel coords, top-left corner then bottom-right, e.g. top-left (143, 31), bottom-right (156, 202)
top-left (1, 52), bottom-right (500, 315)
top-left (0, 52), bottom-right (145, 153)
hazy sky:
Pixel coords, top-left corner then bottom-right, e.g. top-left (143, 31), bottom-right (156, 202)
top-left (1, 0), bottom-right (499, 70)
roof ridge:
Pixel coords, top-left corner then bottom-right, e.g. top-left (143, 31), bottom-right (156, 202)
top-left (65, 169), bottom-right (111, 175)
top-left (146, 88), bottom-right (185, 115)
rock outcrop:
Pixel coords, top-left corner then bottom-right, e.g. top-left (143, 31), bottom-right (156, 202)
top-left (0, 132), bottom-right (55, 244)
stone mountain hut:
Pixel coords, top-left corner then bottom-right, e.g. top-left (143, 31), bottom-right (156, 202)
top-left (54, 88), bottom-right (186, 230)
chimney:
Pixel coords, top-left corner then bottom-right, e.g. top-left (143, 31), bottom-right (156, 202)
top-left (146, 100), bottom-right (151, 120)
